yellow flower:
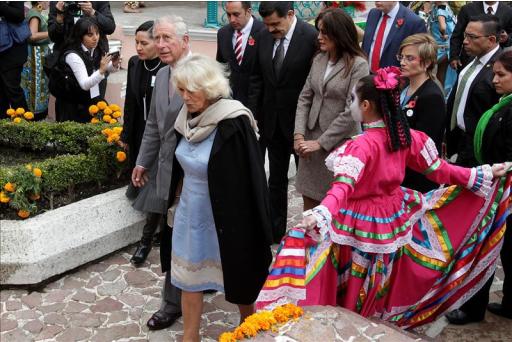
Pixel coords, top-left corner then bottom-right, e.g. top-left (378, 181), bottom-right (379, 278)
top-left (103, 114), bottom-right (112, 122)
top-left (33, 168), bottom-right (42, 177)
top-left (89, 105), bottom-right (99, 115)
top-left (6, 108), bottom-right (15, 116)
top-left (116, 151), bottom-right (127, 162)
top-left (0, 191), bottom-right (10, 203)
top-left (97, 101), bottom-right (107, 110)
top-left (103, 107), bottom-right (113, 115)
top-left (23, 112), bottom-right (34, 120)
top-left (25, 164), bottom-right (33, 171)
top-left (112, 127), bottom-right (123, 134)
top-left (13, 117), bottom-right (22, 124)
top-left (112, 111), bottom-right (122, 118)
top-left (218, 332), bottom-right (236, 342)
top-left (15, 107), bottom-right (25, 115)
top-left (4, 182), bottom-right (15, 192)
top-left (102, 128), bottom-right (113, 136)
top-left (91, 118), bottom-right (100, 124)
top-left (17, 210), bottom-right (30, 219)
top-left (109, 104), bottom-right (120, 112)
top-left (107, 133), bottom-right (120, 144)
top-left (109, 118), bottom-right (118, 124)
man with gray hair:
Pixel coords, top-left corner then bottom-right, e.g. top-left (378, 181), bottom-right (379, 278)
top-left (131, 15), bottom-right (190, 331)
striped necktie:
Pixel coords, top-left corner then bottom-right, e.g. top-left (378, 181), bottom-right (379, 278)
top-left (234, 30), bottom-right (243, 65)
top-left (450, 58), bottom-right (480, 130)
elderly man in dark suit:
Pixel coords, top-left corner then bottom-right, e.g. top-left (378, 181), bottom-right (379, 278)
top-left (450, 1), bottom-right (512, 70)
top-left (131, 15), bottom-right (190, 331)
top-left (248, 1), bottom-right (317, 243)
top-left (445, 14), bottom-right (503, 325)
top-left (216, 1), bottom-right (264, 108)
top-left (362, 1), bottom-right (426, 72)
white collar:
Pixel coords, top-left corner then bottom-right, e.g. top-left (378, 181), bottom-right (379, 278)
top-left (284, 15), bottom-right (297, 42)
top-left (483, 2), bottom-right (499, 14)
top-left (81, 43), bottom-right (95, 56)
top-left (239, 16), bottom-right (254, 35)
top-left (478, 45), bottom-right (500, 66)
top-left (385, 2), bottom-right (400, 21)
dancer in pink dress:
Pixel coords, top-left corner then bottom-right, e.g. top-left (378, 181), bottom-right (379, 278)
top-left (257, 67), bottom-right (512, 328)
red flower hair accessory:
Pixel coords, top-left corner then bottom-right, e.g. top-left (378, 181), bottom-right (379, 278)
top-left (374, 66), bottom-right (401, 90)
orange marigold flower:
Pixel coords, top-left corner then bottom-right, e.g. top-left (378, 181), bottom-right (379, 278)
top-left (0, 191), bottom-right (10, 203)
top-left (116, 151), bottom-right (127, 162)
top-left (25, 164), bottom-right (33, 171)
top-left (103, 107), bottom-right (113, 115)
top-left (101, 128), bottom-right (113, 136)
top-left (23, 111), bottom-right (34, 120)
top-left (218, 332), bottom-right (236, 342)
top-left (112, 111), bottom-right (122, 118)
top-left (33, 168), bottom-right (42, 177)
top-left (112, 127), bottom-right (123, 134)
top-left (91, 118), bottom-right (100, 124)
top-left (89, 105), bottom-right (99, 115)
top-left (97, 101), bottom-right (108, 110)
top-left (17, 210), bottom-right (30, 219)
top-left (109, 103), bottom-right (120, 112)
top-left (29, 193), bottom-right (40, 201)
top-left (103, 114), bottom-right (112, 122)
top-left (4, 182), bottom-right (15, 192)
top-left (15, 107), bottom-right (25, 115)
top-left (13, 117), bottom-right (22, 123)
top-left (109, 118), bottom-right (118, 124)
top-left (6, 108), bottom-right (15, 116)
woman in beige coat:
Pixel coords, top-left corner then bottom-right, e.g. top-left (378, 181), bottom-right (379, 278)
top-left (294, 8), bottom-right (369, 209)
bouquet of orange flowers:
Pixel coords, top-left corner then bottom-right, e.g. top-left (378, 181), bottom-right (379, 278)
top-left (1, 164), bottom-right (43, 219)
top-left (89, 101), bottom-right (122, 124)
top-left (101, 126), bottom-right (127, 164)
top-left (5, 107), bottom-right (35, 123)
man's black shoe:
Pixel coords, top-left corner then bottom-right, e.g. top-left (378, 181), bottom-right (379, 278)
top-left (445, 309), bottom-right (484, 325)
top-left (130, 243), bottom-right (152, 266)
top-left (487, 303), bottom-right (512, 319)
top-left (146, 311), bottom-right (182, 330)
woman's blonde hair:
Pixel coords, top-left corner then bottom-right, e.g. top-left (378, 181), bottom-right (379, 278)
top-left (172, 54), bottom-right (231, 101)
top-left (399, 33), bottom-right (438, 80)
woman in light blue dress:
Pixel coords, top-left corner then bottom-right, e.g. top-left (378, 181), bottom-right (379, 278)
top-left (429, 1), bottom-right (457, 98)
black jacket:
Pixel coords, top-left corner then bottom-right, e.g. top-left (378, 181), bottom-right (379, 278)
top-left (162, 116), bottom-right (273, 305)
top-left (248, 18), bottom-right (318, 141)
top-left (216, 17), bottom-right (265, 108)
top-left (48, 1), bottom-right (115, 53)
top-left (481, 104), bottom-right (512, 164)
top-left (402, 79), bottom-right (446, 193)
top-left (450, 2), bottom-right (512, 68)
top-left (0, 2), bottom-right (27, 71)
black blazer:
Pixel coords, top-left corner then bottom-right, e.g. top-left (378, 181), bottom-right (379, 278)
top-left (0, 2), bottom-right (27, 71)
top-left (402, 79), bottom-right (446, 193)
top-left (450, 2), bottom-right (512, 67)
top-left (248, 18), bottom-right (318, 141)
top-left (481, 104), bottom-right (512, 164)
top-left (216, 17), bottom-right (265, 107)
top-left (162, 116), bottom-right (273, 305)
top-left (446, 48), bottom-right (502, 161)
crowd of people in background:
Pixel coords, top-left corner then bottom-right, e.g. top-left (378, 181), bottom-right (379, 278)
top-left (1, 1), bottom-right (512, 341)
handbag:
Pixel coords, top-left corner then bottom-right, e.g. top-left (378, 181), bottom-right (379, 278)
top-left (8, 21), bottom-right (31, 44)
top-left (167, 197), bottom-right (180, 227)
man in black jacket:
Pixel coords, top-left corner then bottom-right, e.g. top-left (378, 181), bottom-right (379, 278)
top-left (450, 1), bottom-right (512, 70)
top-left (248, 1), bottom-right (317, 243)
top-left (0, 2), bottom-right (28, 119)
top-left (216, 1), bottom-right (264, 108)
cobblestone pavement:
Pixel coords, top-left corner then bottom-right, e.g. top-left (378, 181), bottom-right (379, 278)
top-left (0, 178), bottom-right (510, 341)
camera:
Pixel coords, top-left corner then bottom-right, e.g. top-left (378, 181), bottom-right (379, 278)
top-left (62, 1), bottom-right (81, 16)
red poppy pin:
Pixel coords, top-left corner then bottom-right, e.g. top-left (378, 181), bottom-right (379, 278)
top-left (396, 18), bottom-right (404, 28)
top-left (407, 99), bottom-right (416, 109)
top-left (248, 36), bottom-right (255, 46)
top-left (405, 97), bottom-right (417, 117)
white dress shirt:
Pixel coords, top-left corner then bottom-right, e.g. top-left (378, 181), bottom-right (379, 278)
top-left (272, 15), bottom-right (297, 58)
top-left (483, 2), bottom-right (498, 15)
top-left (368, 2), bottom-right (400, 60)
top-left (456, 44), bottom-right (500, 131)
top-left (231, 16), bottom-right (254, 59)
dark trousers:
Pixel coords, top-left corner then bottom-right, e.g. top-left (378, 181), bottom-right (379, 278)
top-left (140, 213), bottom-right (162, 245)
top-left (266, 128), bottom-right (293, 243)
top-left (461, 213), bottom-right (512, 317)
top-left (159, 214), bottom-right (182, 314)
top-left (0, 66), bottom-right (27, 119)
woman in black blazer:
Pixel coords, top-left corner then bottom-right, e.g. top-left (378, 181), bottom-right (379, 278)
top-left (398, 33), bottom-right (446, 192)
top-left (119, 21), bottom-right (166, 266)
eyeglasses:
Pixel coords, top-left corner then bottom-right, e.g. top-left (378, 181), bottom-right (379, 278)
top-left (396, 55), bottom-right (420, 63)
top-left (463, 32), bottom-right (490, 40)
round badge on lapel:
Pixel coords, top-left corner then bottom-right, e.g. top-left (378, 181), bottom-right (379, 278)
top-left (406, 109), bottom-right (413, 117)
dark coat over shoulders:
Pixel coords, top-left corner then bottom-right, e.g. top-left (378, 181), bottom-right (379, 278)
top-left (402, 79), bottom-right (446, 193)
top-left (481, 104), bottom-right (512, 164)
top-left (162, 116), bottom-right (273, 305)
top-left (216, 18), bottom-right (265, 107)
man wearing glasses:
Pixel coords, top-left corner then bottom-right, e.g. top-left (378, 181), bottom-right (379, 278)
top-left (445, 14), bottom-right (502, 325)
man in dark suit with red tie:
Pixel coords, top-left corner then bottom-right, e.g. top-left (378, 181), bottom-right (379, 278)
top-left (248, 1), bottom-right (317, 243)
top-left (216, 1), bottom-right (264, 108)
top-left (362, 1), bottom-right (426, 72)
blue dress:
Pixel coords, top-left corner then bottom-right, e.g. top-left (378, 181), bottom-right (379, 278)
top-left (170, 129), bottom-right (224, 292)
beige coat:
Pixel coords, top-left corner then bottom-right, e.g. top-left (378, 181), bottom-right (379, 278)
top-left (294, 52), bottom-right (369, 200)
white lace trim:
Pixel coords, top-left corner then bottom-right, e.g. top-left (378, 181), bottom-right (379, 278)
top-left (312, 205), bottom-right (332, 239)
top-left (329, 227), bottom-right (414, 254)
top-left (467, 165), bottom-right (493, 198)
top-left (330, 155), bottom-right (365, 180)
top-left (419, 137), bottom-right (439, 167)
top-left (256, 286), bottom-right (305, 306)
top-left (325, 144), bottom-right (348, 172)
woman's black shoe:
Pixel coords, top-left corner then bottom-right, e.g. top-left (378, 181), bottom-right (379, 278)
top-left (130, 243), bottom-right (152, 266)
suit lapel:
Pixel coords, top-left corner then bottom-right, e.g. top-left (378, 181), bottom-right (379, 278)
top-left (323, 57), bottom-right (345, 89)
top-left (363, 10), bottom-right (379, 50)
top-left (262, 32), bottom-right (277, 84)
top-left (278, 18), bottom-right (304, 82)
top-left (225, 26), bottom-right (237, 65)
top-left (466, 49), bottom-right (501, 98)
top-left (240, 17), bottom-right (259, 68)
top-left (383, 5), bottom-right (404, 53)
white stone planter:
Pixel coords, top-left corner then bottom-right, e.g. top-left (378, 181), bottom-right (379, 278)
top-left (0, 187), bottom-right (146, 285)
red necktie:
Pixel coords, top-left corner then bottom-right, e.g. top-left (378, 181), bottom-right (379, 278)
top-left (234, 30), bottom-right (243, 65)
top-left (371, 14), bottom-right (389, 72)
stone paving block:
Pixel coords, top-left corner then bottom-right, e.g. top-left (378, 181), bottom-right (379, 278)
top-left (1, 328), bottom-right (31, 342)
top-left (35, 324), bottom-right (64, 341)
top-left (117, 293), bottom-right (146, 307)
top-left (22, 319), bottom-right (43, 334)
top-left (69, 312), bottom-right (107, 328)
top-left (86, 262), bottom-right (110, 274)
top-left (90, 297), bottom-right (124, 313)
top-left (211, 294), bottom-right (238, 312)
top-left (43, 289), bottom-right (73, 303)
top-left (55, 327), bottom-right (92, 341)
top-left (38, 302), bottom-right (66, 314)
top-left (20, 292), bottom-right (42, 308)
top-left (5, 300), bottom-right (22, 311)
top-left (124, 269), bottom-right (158, 288)
top-left (62, 277), bottom-right (87, 290)
top-left (129, 307), bottom-right (143, 321)
top-left (64, 301), bottom-right (89, 313)
top-left (85, 275), bottom-right (102, 289)
top-left (72, 289), bottom-right (97, 303)
top-left (14, 309), bottom-right (41, 320)
top-left (97, 280), bottom-right (128, 296)
top-left (0, 317), bottom-right (18, 331)
top-left (43, 312), bottom-right (68, 325)
top-left (89, 323), bottom-right (141, 342)
top-left (203, 323), bottom-right (229, 340)
top-left (106, 310), bottom-right (129, 325)
top-left (100, 269), bottom-right (122, 282)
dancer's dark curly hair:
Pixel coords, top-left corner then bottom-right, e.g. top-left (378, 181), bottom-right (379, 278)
top-left (355, 75), bottom-right (411, 152)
